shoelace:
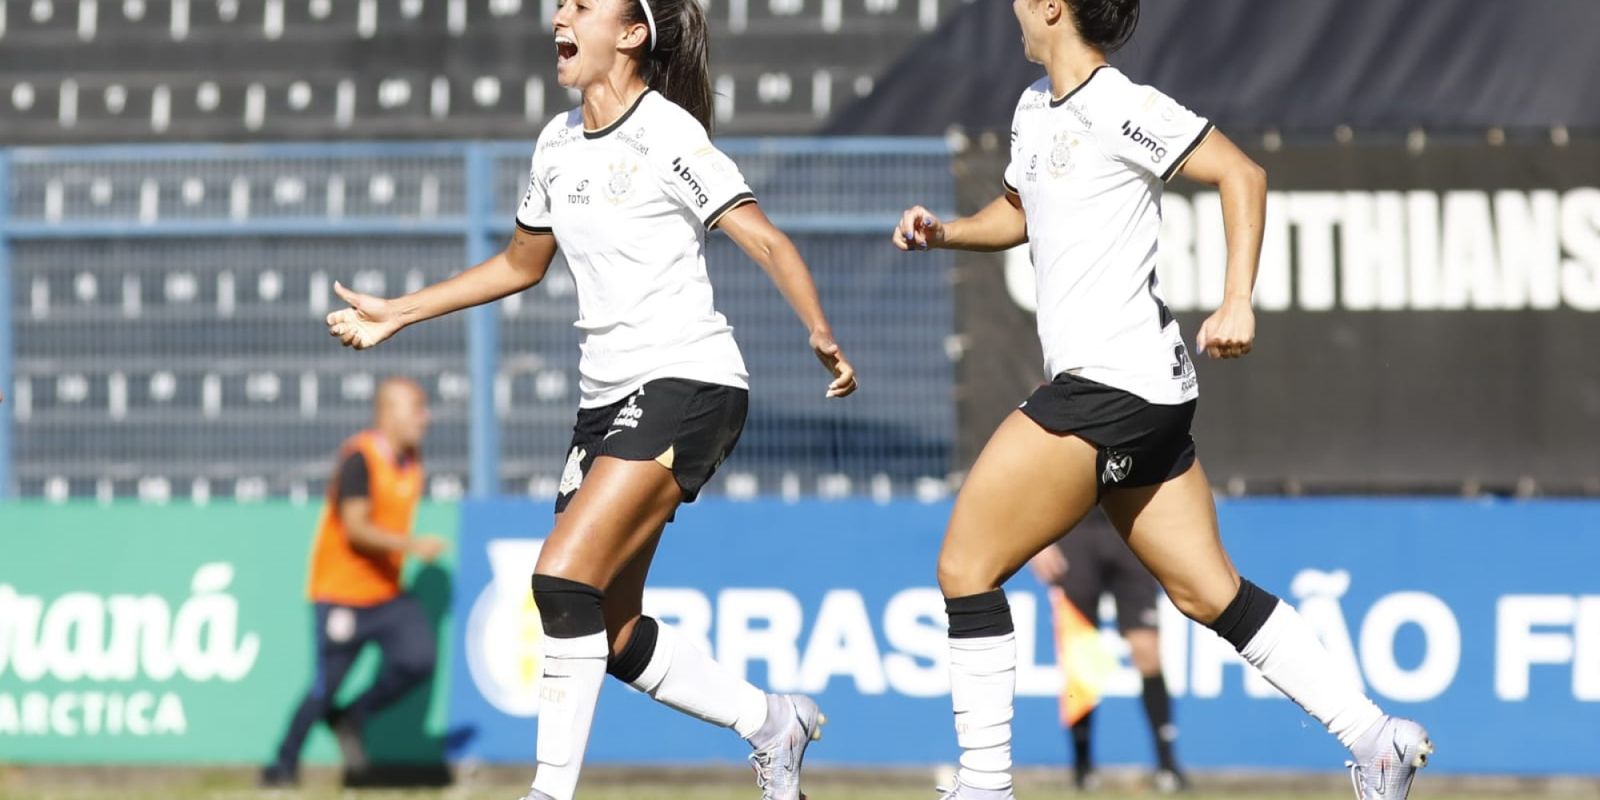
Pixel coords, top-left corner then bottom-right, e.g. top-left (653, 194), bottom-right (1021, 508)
top-left (749, 750), bottom-right (778, 798)
top-left (1346, 761), bottom-right (1365, 799)
top-left (934, 786), bottom-right (958, 800)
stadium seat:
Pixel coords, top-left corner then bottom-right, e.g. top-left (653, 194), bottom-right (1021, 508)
top-left (0, 0), bottom-right (959, 139)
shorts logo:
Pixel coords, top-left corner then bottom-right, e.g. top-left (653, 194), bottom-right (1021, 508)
top-left (1102, 451), bottom-right (1133, 485)
top-left (558, 446), bottom-right (586, 496)
top-left (1121, 120), bottom-right (1169, 162)
top-left (614, 393), bottom-right (644, 428)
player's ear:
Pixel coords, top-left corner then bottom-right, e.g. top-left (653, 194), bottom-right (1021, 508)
top-left (1042, 0), bottom-right (1064, 26)
top-left (618, 20), bottom-right (650, 51)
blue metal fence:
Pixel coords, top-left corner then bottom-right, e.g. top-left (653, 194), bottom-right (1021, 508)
top-left (0, 139), bottom-right (958, 502)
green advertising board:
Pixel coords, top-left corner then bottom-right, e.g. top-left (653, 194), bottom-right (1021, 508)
top-left (0, 501), bottom-right (459, 765)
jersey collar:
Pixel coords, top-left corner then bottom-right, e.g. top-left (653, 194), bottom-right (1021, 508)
top-left (584, 89), bottom-right (652, 140)
top-left (1049, 64), bottom-right (1108, 108)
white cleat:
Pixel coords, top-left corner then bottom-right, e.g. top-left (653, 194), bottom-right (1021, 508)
top-left (1347, 717), bottom-right (1434, 799)
top-left (748, 694), bottom-right (826, 800)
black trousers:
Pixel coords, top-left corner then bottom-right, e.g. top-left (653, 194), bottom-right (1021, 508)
top-left (272, 594), bottom-right (437, 769)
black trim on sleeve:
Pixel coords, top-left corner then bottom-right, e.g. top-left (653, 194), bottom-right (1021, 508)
top-left (1002, 178), bottom-right (1020, 195)
top-left (335, 452), bottom-right (371, 502)
top-left (1049, 65), bottom-right (1108, 108)
top-left (1162, 122), bottom-right (1216, 182)
top-left (704, 192), bottom-right (757, 229)
top-left (583, 89), bottom-right (652, 140)
top-left (515, 219), bottom-right (553, 234)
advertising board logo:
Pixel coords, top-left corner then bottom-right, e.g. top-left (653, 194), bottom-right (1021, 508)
top-left (465, 539), bottom-right (546, 717)
top-left (0, 562), bottom-right (261, 737)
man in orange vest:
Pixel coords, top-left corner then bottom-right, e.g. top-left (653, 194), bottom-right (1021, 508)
top-left (261, 377), bottom-right (445, 787)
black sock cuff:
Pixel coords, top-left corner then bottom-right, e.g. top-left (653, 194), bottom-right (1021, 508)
top-left (945, 589), bottom-right (1015, 638)
top-left (1206, 578), bottom-right (1279, 651)
top-left (607, 615), bottom-right (660, 682)
top-left (531, 574), bottom-right (606, 638)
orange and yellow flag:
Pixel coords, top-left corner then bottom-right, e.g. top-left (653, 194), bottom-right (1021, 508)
top-left (1050, 587), bottom-right (1117, 727)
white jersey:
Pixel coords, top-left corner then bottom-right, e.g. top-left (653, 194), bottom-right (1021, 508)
top-left (517, 90), bottom-right (755, 408)
top-left (1004, 66), bottom-right (1213, 405)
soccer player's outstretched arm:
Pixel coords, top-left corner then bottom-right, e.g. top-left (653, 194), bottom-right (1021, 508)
top-left (1175, 130), bottom-right (1267, 360)
top-left (892, 191), bottom-right (1027, 253)
top-left (717, 203), bottom-right (858, 399)
top-left (326, 227), bottom-right (557, 350)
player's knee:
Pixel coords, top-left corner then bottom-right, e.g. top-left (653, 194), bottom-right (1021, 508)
top-left (1166, 583), bottom-right (1229, 625)
top-left (531, 573), bottom-right (607, 639)
top-left (937, 549), bottom-right (1005, 597)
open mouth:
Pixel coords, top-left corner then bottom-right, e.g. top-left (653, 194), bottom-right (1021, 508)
top-left (556, 34), bottom-right (578, 64)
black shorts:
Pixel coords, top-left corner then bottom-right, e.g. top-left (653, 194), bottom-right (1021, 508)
top-left (554, 378), bottom-right (748, 514)
top-left (1054, 508), bottom-right (1159, 633)
top-left (1018, 373), bottom-right (1197, 491)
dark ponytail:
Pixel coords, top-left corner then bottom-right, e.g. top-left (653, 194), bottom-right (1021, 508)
top-left (625, 0), bottom-right (714, 132)
top-left (1065, 0), bottom-right (1139, 52)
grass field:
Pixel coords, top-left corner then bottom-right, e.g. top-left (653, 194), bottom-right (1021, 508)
top-left (0, 770), bottom-right (1576, 800)
top-left (0, 791), bottom-right (1546, 800)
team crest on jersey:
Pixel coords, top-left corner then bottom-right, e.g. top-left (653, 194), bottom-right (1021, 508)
top-left (605, 160), bottom-right (639, 204)
top-left (1047, 131), bottom-right (1078, 178)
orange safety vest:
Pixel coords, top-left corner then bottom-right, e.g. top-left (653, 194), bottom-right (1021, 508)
top-left (307, 430), bottom-right (424, 606)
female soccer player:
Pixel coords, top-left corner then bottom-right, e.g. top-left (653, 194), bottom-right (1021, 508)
top-left (326, 0), bottom-right (854, 796)
top-left (893, 1), bottom-right (1431, 798)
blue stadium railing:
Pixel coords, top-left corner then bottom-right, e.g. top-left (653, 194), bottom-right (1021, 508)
top-left (0, 139), bottom-right (957, 501)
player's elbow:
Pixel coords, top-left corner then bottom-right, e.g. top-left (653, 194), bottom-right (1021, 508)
top-left (1228, 158), bottom-right (1267, 197)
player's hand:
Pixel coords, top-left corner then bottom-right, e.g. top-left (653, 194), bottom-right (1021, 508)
top-left (811, 330), bottom-right (857, 399)
top-left (1196, 297), bottom-right (1255, 360)
top-left (409, 535), bottom-right (448, 564)
top-left (893, 206), bottom-right (944, 251)
top-left (326, 281), bottom-right (405, 350)
top-left (1029, 546), bottom-right (1069, 585)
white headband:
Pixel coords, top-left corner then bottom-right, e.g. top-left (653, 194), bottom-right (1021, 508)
top-left (638, 0), bottom-right (658, 51)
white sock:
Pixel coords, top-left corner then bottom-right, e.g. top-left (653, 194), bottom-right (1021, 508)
top-left (628, 621), bottom-right (771, 741)
top-left (1239, 601), bottom-right (1385, 750)
top-left (949, 633), bottom-right (1016, 792)
top-left (529, 632), bottom-right (608, 800)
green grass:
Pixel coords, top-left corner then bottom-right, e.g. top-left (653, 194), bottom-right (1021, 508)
top-left (0, 793), bottom-right (1516, 800)
top-left (0, 785), bottom-right (1547, 800)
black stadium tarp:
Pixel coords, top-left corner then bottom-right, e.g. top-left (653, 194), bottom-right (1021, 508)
top-left (828, 0), bottom-right (1600, 135)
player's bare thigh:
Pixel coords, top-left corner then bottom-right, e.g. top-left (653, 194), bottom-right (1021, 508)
top-left (938, 410), bottom-right (1101, 597)
top-left (1100, 460), bottom-right (1240, 625)
top-left (536, 456), bottom-right (682, 590)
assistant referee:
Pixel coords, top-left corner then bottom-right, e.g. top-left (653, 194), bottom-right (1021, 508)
top-left (261, 377), bottom-right (445, 787)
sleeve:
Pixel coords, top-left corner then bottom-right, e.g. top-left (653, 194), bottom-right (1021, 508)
top-left (660, 125), bottom-right (757, 229)
top-left (1105, 85), bottom-right (1214, 181)
top-left (514, 149), bottom-right (553, 234)
top-left (1002, 124), bottom-right (1023, 194)
top-left (334, 451), bottom-right (371, 502)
